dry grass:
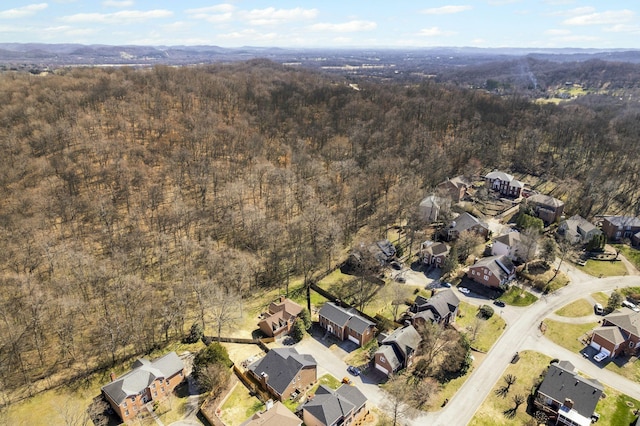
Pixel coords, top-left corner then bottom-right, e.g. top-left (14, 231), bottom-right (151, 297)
top-left (591, 292), bottom-right (610, 305)
top-left (219, 382), bottom-right (264, 426)
top-left (456, 302), bottom-right (507, 352)
top-left (543, 319), bottom-right (598, 353)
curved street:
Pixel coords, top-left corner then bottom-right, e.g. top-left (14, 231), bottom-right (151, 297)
top-left (410, 262), bottom-right (640, 426)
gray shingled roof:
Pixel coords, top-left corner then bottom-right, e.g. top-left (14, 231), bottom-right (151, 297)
top-left (494, 231), bottom-right (520, 247)
top-left (248, 348), bottom-right (316, 397)
top-left (319, 302), bottom-right (374, 333)
top-left (377, 345), bottom-right (401, 371)
top-left (528, 193), bottom-right (564, 208)
top-left (592, 326), bottom-right (626, 345)
top-left (303, 385), bottom-right (366, 426)
top-left (604, 216), bottom-right (640, 228)
top-left (538, 362), bottom-right (603, 419)
top-left (102, 352), bottom-right (183, 405)
top-left (424, 289), bottom-right (460, 320)
top-left (380, 325), bottom-right (421, 366)
top-left (472, 255), bottom-right (514, 281)
top-left (449, 212), bottom-right (488, 234)
top-left (604, 309), bottom-right (640, 337)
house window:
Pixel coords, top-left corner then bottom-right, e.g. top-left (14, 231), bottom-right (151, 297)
top-left (630, 341), bottom-right (634, 348)
top-left (484, 275), bottom-right (489, 281)
top-left (125, 410), bottom-right (129, 417)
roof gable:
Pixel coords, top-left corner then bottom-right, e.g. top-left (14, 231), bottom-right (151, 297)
top-left (538, 362), bottom-right (603, 418)
top-left (304, 385), bottom-right (366, 426)
top-left (319, 302), bottom-right (374, 333)
top-left (248, 348), bottom-right (316, 396)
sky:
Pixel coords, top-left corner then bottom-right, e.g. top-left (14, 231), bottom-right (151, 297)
top-left (1, 1), bottom-right (639, 49)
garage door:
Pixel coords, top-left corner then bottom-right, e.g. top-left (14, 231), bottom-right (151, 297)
top-left (600, 347), bottom-right (611, 357)
top-left (375, 363), bottom-right (389, 375)
top-left (590, 341), bottom-right (601, 351)
top-left (348, 335), bottom-right (360, 345)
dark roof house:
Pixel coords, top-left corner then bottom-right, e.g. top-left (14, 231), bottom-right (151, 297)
top-left (248, 348), bottom-right (317, 401)
top-left (240, 401), bottom-right (302, 426)
top-left (467, 255), bottom-right (515, 288)
top-left (534, 361), bottom-right (603, 426)
top-left (445, 212), bottom-right (490, 241)
top-left (302, 384), bottom-right (367, 426)
top-left (373, 324), bottom-right (421, 377)
top-left (411, 289), bottom-right (460, 325)
top-left (258, 297), bottom-right (303, 338)
top-left (318, 302), bottom-right (376, 347)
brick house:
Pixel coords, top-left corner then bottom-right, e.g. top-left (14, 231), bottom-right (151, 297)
top-left (467, 255), bottom-right (515, 288)
top-left (590, 307), bottom-right (640, 359)
top-left (419, 194), bottom-right (449, 223)
top-left (101, 352), bottom-right (184, 423)
top-left (491, 231), bottom-right (523, 261)
top-left (373, 324), bottom-right (421, 377)
top-left (601, 216), bottom-right (640, 242)
top-left (534, 360), bottom-right (603, 426)
top-left (410, 289), bottom-right (460, 326)
top-left (526, 194), bottom-right (565, 224)
top-left (444, 212), bottom-right (490, 241)
top-left (419, 241), bottom-right (449, 268)
top-left (240, 401), bottom-right (301, 426)
top-left (484, 170), bottom-right (524, 197)
top-left (436, 176), bottom-right (471, 203)
top-left (247, 348), bottom-right (317, 401)
top-left (302, 384), bottom-right (367, 426)
top-left (258, 296), bottom-right (303, 338)
top-left (318, 302), bottom-right (376, 347)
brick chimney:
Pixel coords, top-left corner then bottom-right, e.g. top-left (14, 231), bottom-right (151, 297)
top-left (280, 295), bottom-right (286, 303)
top-left (260, 372), bottom-right (269, 386)
top-left (563, 398), bottom-right (574, 410)
top-left (110, 372), bottom-right (117, 382)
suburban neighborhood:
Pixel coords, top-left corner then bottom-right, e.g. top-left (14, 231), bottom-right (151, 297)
top-left (83, 170), bottom-right (640, 425)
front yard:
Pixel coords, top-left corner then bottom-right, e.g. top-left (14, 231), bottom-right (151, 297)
top-left (456, 302), bottom-right (507, 352)
top-left (499, 286), bottom-right (538, 307)
top-left (577, 259), bottom-right (628, 277)
top-left (219, 381), bottom-right (264, 426)
top-left (542, 319), bottom-right (598, 353)
top-left (555, 299), bottom-right (593, 317)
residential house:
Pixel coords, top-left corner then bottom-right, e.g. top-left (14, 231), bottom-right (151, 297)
top-left (484, 170), bottom-right (524, 198)
top-left (491, 231), bottom-right (523, 261)
top-left (318, 302), bottom-right (376, 347)
top-left (534, 360), bottom-right (603, 426)
top-left (419, 241), bottom-right (449, 268)
top-left (526, 194), bottom-right (565, 224)
top-left (419, 194), bottom-right (449, 223)
top-left (258, 297), bottom-right (303, 338)
top-left (371, 239), bottom-right (396, 263)
top-left (633, 231), bottom-right (640, 247)
top-left (436, 175), bottom-right (471, 203)
top-left (247, 348), bottom-right (317, 401)
top-left (240, 401), bottom-right (302, 426)
top-left (410, 289), bottom-right (460, 326)
top-left (467, 255), bottom-right (515, 288)
top-left (601, 216), bottom-right (640, 242)
top-left (444, 212), bottom-right (490, 241)
top-left (101, 352), bottom-right (184, 423)
top-left (557, 215), bottom-right (602, 245)
top-left (302, 384), bottom-right (367, 426)
top-left (590, 307), bottom-right (640, 359)
top-left (373, 324), bottom-right (421, 377)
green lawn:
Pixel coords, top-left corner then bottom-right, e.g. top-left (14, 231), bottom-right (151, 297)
top-left (470, 351), bottom-right (552, 426)
top-left (613, 244), bottom-right (640, 270)
top-left (555, 299), bottom-right (593, 317)
top-left (456, 302), bottom-right (507, 352)
top-left (591, 292), bottom-right (610, 305)
top-left (578, 259), bottom-right (628, 277)
top-left (499, 287), bottom-right (538, 307)
top-left (219, 382), bottom-right (264, 426)
top-left (543, 319), bottom-right (598, 353)
top-left (605, 357), bottom-right (640, 383)
top-left (596, 389), bottom-right (640, 426)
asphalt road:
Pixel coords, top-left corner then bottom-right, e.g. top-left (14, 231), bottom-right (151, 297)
top-left (416, 265), bottom-right (640, 426)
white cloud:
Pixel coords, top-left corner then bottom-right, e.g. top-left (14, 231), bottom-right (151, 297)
top-left (603, 24), bottom-right (640, 34)
top-left (488, 0), bottom-right (521, 5)
top-left (563, 9), bottom-right (634, 26)
top-left (0, 3), bottom-right (48, 19)
top-left (420, 5), bottom-right (472, 15)
top-left (240, 7), bottom-right (318, 26)
top-left (548, 7), bottom-right (595, 17)
top-left (311, 20), bottom-right (377, 33)
top-left (102, 0), bottom-right (134, 7)
top-left (417, 27), bottom-right (456, 37)
top-left (185, 4), bottom-right (235, 15)
top-left (218, 28), bottom-right (278, 40)
top-left (544, 28), bottom-right (571, 35)
top-left (61, 9), bottom-right (173, 24)
top-left (543, 0), bottom-right (575, 5)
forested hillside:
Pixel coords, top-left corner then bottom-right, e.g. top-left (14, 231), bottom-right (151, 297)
top-left (0, 60), bottom-right (639, 404)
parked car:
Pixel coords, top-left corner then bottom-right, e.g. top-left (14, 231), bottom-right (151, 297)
top-left (593, 352), bottom-right (607, 362)
top-left (594, 303), bottom-right (604, 315)
top-left (622, 300), bottom-right (640, 312)
top-left (441, 282), bottom-right (452, 288)
top-left (347, 365), bottom-right (361, 376)
top-left (493, 300), bottom-right (506, 307)
top-left (458, 287), bottom-right (470, 294)
top-left (390, 261), bottom-right (402, 270)
top-left (395, 275), bottom-right (406, 283)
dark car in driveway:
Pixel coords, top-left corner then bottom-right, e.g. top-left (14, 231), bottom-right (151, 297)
top-left (347, 365), bottom-right (361, 376)
top-left (493, 300), bottom-right (506, 307)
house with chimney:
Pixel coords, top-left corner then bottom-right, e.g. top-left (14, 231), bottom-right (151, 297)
top-left (534, 360), bottom-right (603, 426)
top-left (373, 324), bottom-right (421, 377)
top-left (419, 241), bottom-right (449, 268)
top-left (410, 289), bottom-right (460, 326)
top-left (302, 384), bottom-right (367, 426)
top-left (444, 212), bottom-right (490, 241)
top-left (484, 170), bottom-right (524, 198)
top-left (258, 296), bottom-right (303, 338)
top-left (557, 215), bottom-right (602, 245)
top-left (318, 302), bottom-right (376, 347)
top-left (240, 401), bottom-right (302, 426)
top-left (601, 216), bottom-right (640, 242)
top-left (467, 255), bottom-right (515, 288)
top-left (436, 175), bottom-right (471, 203)
top-left (247, 348), bottom-right (317, 401)
top-left (419, 194), bottom-right (449, 223)
top-left (491, 231), bottom-right (523, 261)
top-left (589, 307), bottom-right (640, 359)
top-left (526, 194), bottom-right (565, 224)
top-left (101, 352), bottom-right (184, 423)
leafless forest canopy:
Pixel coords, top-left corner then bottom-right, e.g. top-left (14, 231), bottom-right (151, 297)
top-left (0, 60), bottom-right (639, 402)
